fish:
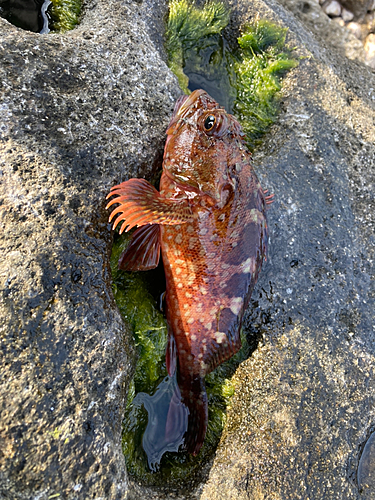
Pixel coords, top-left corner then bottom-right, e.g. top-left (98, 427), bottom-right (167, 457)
top-left (106, 89), bottom-right (272, 459)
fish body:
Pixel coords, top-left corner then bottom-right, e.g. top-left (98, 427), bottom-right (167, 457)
top-left (106, 89), bottom-right (270, 457)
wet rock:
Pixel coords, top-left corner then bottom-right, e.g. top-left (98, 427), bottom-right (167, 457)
top-left (0, 0), bottom-right (180, 498)
top-left (196, 0), bottom-right (375, 498)
top-left (322, 0), bottom-right (342, 17)
top-left (364, 33), bottom-right (375, 66)
top-left (339, 0), bottom-right (374, 19)
top-left (1, 0), bottom-right (375, 499)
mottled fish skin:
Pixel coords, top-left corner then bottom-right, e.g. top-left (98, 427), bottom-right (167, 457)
top-left (161, 97), bottom-right (267, 381)
top-left (106, 89), bottom-right (270, 458)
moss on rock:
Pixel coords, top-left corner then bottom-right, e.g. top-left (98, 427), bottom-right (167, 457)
top-left (165, 0), bottom-right (297, 148)
top-left (49, 0), bottom-right (81, 32)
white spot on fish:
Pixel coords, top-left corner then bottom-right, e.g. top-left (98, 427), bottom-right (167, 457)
top-left (187, 317), bottom-right (194, 324)
top-left (230, 297), bottom-right (243, 315)
top-left (175, 234), bottom-right (182, 244)
top-left (240, 257), bottom-right (255, 274)
top-left (214, 331), bottom-right (227, 344)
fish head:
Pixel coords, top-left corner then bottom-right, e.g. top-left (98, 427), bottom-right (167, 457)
top-left (164, 90), bottom-right (246, 205)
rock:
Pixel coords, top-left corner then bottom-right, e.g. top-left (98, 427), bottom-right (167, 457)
top-left (339, 0), bottom-right (374, 19)
top-left (364, 33), bottom-right (375, 66)
top-left (347, 21), bottom-right (366, 40)
top-left (0, 0), bottom-right (181, 498)
top-left (341, 7), bottom-right (355, 22)
top-left (278, 0), bottom-right (367, 63)
top-left (1, 0), bottom-right (375, 499)
top-left (322, 0), bottom-right (342, 17)
top-left (195, 0), bottom-right (375, 498)
top-left (333, 16), bottom-right (346, 27)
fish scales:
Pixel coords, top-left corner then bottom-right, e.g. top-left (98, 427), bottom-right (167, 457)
top-left (106, 89), bottom-right (270, 459)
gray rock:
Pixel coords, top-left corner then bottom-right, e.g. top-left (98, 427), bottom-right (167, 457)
top-left (322, 0), bottom-right (342, 17)
top-left (277, 0), bottom-right (367, 63)
top-left (0, 0), bottom-right (180, 498)
top-left (1, 0), bottom-right (375, 499)
top-left (364, 33), bottom-right (375, 67)
top-left (339, 0), bottom-right (373, 19)
top-left (197, 0), bottom-right (375, 498)
top-left (341, 7), bottom-right (355, 22)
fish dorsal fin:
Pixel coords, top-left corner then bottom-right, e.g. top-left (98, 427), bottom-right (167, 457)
top-left (106, 178), bottom-right (193, 234)
top-left (118, 224), bottom-right (161, 271)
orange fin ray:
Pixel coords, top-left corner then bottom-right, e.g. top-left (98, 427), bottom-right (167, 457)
top-left (106, 178), bottom-right (193, 234)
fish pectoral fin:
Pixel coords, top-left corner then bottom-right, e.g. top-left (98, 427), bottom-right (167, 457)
top-left (106, 178), bottom-right (192, 233)
top-left (118, 224), bottom-right (161, 271)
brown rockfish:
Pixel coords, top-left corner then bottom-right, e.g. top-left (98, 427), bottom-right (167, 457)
top-left (106, 89), bottom-right (272, 458)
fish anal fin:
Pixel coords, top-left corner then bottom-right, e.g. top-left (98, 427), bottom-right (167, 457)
top-left (118, 224), bottom-right (161, 271)
top-left (106, 178), bottom-right (193, 234)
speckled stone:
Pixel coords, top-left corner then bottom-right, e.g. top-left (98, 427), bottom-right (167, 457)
top-left (0, 0), bottom-right (180, 498)
top-left (364, 33), bottom-right (375, 66)
top-left (322, 0), bottom-right (342, 17)
top-left (339, 0), bottom-right (373, 19)
top-left (1, 0), bottom-right (375, 499)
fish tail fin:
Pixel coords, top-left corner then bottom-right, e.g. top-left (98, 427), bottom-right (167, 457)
top-left (179, 374), bottom-right (208, 456)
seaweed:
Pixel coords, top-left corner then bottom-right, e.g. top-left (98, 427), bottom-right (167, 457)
top-left (165, 0), bottom-right (297, 148)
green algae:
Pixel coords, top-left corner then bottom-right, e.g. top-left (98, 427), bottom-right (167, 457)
top-left (110, 234), bottom-right (168, 402)
top-left (49, 0), bottom-right (81, 32)
top-left (234, 21), bottom-right (297, 148)
top-left (166, 0), bottom-right (230, 94)
top-left (165, 0), bottom-right (297, 149)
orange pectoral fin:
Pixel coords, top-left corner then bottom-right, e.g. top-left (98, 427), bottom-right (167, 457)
top-left (106, 178), bottom-right (192, 234)
top-left (118, 224), bottom-right (161, 271)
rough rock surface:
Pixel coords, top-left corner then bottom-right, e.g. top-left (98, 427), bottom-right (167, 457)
top-left (1, 0), bottom-right (375, 500)
top-left (0, 0), bottom-right (180, 498)
top-left (339, 0), bottom-right (373, 19)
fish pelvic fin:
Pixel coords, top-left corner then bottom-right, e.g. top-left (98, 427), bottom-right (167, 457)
top-left (118, 224), bottom-right (161, 271)
top-left (106, 178), bottom-right (193, 234)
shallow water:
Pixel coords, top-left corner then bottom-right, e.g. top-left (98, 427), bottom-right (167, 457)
top-left (183, 34), bottom-right (237, 113)
top-left (0, 0), bottom-right (50, 32)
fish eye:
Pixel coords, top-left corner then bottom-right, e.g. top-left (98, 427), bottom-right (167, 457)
top-left (203, 115), bottom-right (216, 132)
